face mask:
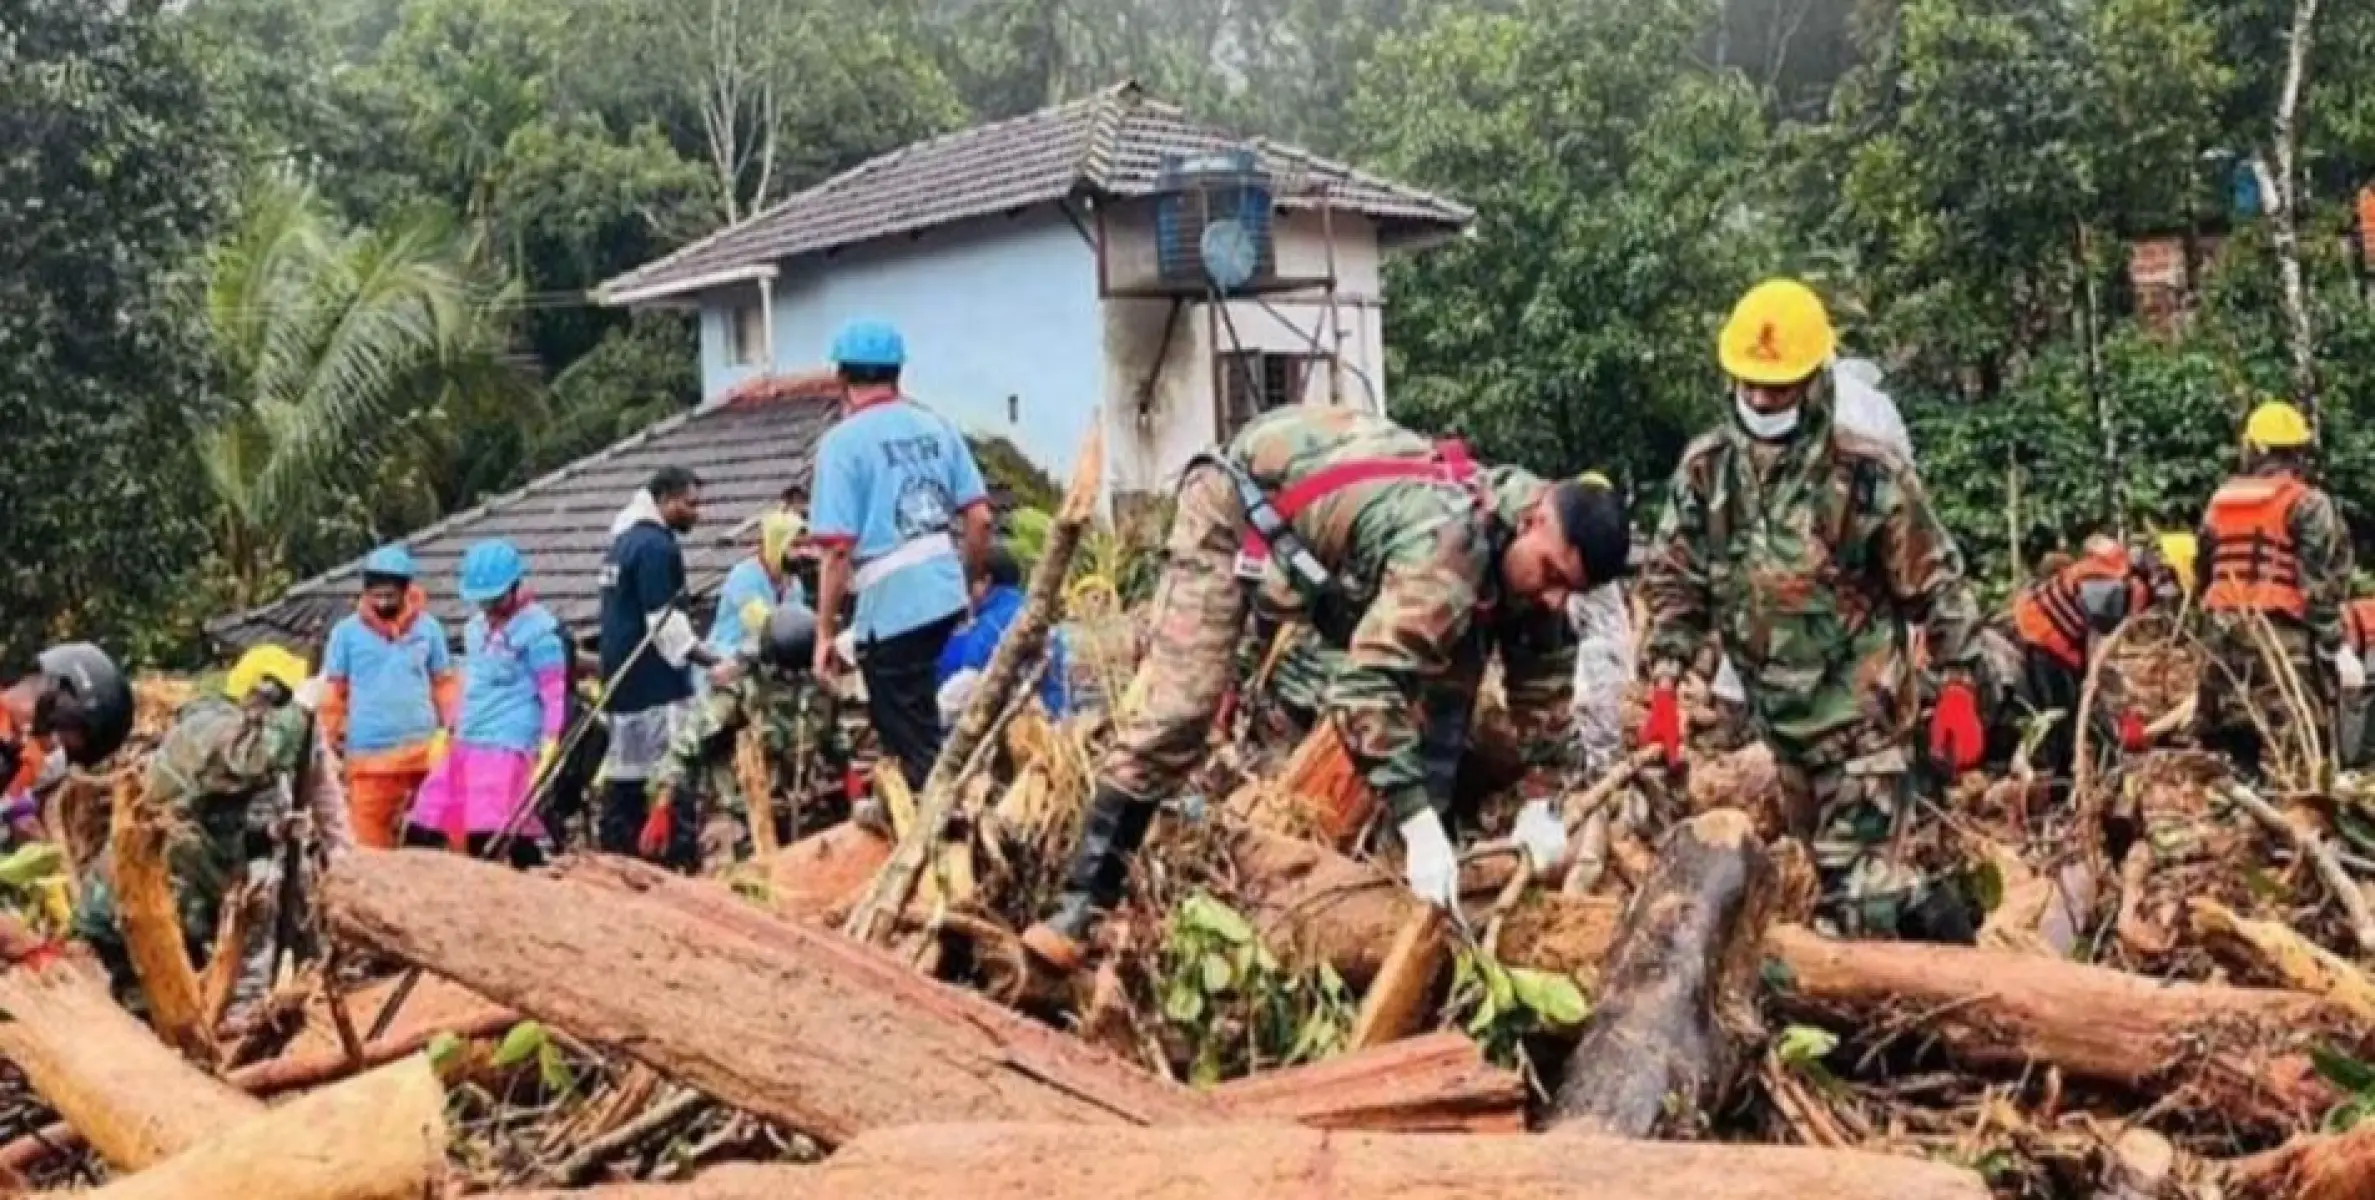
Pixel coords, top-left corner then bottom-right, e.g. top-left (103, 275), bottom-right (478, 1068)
top-left (1734, 395), bottom-right (1801, 441)
top-left (373, 597), bottom-right (404, 619)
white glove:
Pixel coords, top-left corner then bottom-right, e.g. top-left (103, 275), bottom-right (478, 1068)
top-left (2337, 648), bottom-right (2370, 693)
top-left (1398, 808), bottom-right (1459, 911)
top-left (937, 669), bottom-right (981, 728)
top-left (1513, 798), bottom-right (1566, 877)
top-left (833, 630), bottom-right (860, 668)
top-left (293, 676), bottom-right (328, 713)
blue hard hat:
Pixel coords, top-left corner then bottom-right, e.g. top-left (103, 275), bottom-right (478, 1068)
top-left (362, 544), bottom-right (417, 580)
top-left (458, 539), bottom-right (526, 604)
top-left (829, 319), bottom-right (906, 369)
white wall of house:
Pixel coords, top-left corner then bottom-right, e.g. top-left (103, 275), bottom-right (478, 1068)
top-left (696, 208), bottom-right (1107, 484)
top-left (1100, 205), bottom-right (1390, 495)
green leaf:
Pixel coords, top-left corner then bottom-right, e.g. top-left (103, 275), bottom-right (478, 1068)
top-left (1163, 983), bottom-right (1205, 1024)
top-left (2312, 1045), bottom-right (2375, 1094)
top-left (1182, 894), bottom-right (1255, 945)
top-left (425, 1031), bottom-right (464, 1074)
top-left (1775, 1024), bottom-right (1840, 1068)
top-left (1507, 968), bottom-right (1589, 1027)
top-left (1484, 959), bottom-right (1516, 1015)
top-left (0, 843), bottom-right (64, 890)
top-left (1760, 956), bottom-right (1798, 993)
top-left (536, 1040), bottom-right (576, 1095)
top-left (1201, 952), bottom-right (1234, 993)
top-left (1967, 860), bottom-right (2005, 914)
top-left (491, 1020), bottom-right (548, 1069)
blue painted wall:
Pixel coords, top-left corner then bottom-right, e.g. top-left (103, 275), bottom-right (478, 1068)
top-left (695, 207), bottom-right (1103, 480)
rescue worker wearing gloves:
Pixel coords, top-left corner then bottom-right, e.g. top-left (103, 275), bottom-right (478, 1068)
top-left (318, 545), bottom-right (458, 849)
top-left (0, 643), bottom-right (135, 834)
top-left (1638, 278), bottom-right (1986, 941)
top-left (649, 513), bottom-right (850, 859)
top-left (598, 466), bottom-right (718, 867)
top-left (806, 320), bottom-right (994, 799)
top-left (1975, 536), bottom-right (2158, 781)
top-left (2194, 401), bottom-right (2357, 778)
top-left (73, 646), bottom-right (351, 1022)
top-left (1022, 404), bottom-right (1630, 970)
top-left (406, 540), bottom-right (567, 867)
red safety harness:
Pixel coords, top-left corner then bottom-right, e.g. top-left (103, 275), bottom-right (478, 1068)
top-left (1219, 439), bottom-right (1491, 596)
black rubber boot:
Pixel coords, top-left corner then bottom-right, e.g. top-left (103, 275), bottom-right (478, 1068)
top-left (1022, 785), bottom-right (1156, 970)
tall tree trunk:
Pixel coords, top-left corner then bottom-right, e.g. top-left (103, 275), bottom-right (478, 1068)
top-left (2257, 0), bottom-right (2326, 420)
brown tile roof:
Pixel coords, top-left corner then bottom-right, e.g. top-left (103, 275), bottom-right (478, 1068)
top-left (593, 81), bottom-right (1471, 304)
top-left (207, 374), bottom-right (846, 652)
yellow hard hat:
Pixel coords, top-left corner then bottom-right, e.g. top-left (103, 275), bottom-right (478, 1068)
top-left (225, 645), bottom-right (308, 702)
top-left (760, 510), bottom-right (806, 568)
top-left (1576, 470), bottom-right (1613, 490)
top-left (1719, 279), bottom-right (1836, 385)
top-left (2243, 400), bottom-right (2313, 450)
top-left (2156, 532), bottom-right (2198, 590)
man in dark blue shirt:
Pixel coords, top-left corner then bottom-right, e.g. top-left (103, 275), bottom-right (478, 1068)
top-left (597, 466), bottom-right (724, 866)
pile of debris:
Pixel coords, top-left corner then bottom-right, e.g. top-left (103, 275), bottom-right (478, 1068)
top-left (7, 437), bottom-right (2375, 1199)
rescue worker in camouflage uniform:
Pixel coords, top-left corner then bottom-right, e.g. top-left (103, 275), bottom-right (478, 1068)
top-left (1973, 536), bottom-right (2160, 781)
top-left (2193, 401), bottom-right (2359, 778)
top-left (648, 514), bottom-right (847, 860)
top-left (1022, 405), bottom-right (1631, 970)
top-left (1637, 278), bottom-right (1986, 941)
top-left (73, 645), bottom-right (352, 1020)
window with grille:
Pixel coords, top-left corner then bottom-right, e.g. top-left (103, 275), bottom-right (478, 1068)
top-left (1218, 352), bottom-right (1321, 436)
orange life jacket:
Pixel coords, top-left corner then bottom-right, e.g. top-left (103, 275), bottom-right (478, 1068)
top-left (2013, 547), bottom-right (2138, 670)
top-left (2201, 475), bottom-right (2309, 618)
top-left (2347, 598), bottom-right (2375, 655)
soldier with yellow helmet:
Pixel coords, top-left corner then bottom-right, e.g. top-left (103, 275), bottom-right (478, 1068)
top-left (73, 644), bottom-right (351, 1021)
top-left (2194, 401), bottom-right (2357, 777)
top-left (1638, 278), bottom-right (1985, 941)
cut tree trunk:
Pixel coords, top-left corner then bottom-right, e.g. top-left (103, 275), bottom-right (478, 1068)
top-left (765, 822), bottom-right (892, 924)
top-left (1211, 1030), bottom-right (1524, 1134)
top-left (106, 774), bottom-right (215, 1063)
top-left (81, 1057), bottom-right (445, 1200)
top-left (1551, 809), bottom-right (1774, 1137)
top-left (2227, 1118), bottom-right (2375, 1200)
top-left (845, 420), bottom-right (1103, 944)
top-left (1766, 924), bottom-right (2359, 1130)
top-left (484, 1122), bottom-right (1991, 1200)
top-left (1344, 907), bottom-right (1447, 1050)
top-left (1224, 822), bottom-right (1622, 988)
top-left (0, 927), bottom-right (259, 1172)
top-left (324, 849), bottom-right (1215, 1145)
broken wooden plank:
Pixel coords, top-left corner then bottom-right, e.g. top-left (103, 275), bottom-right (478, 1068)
top-left (324, 849), bottom-right (1217, 1145)
top-left (1551, 808), bottom-right (1774, 1137)
top-left (1211, 1030), bottom-right (1523, 1134)
top-left (1344, 907), bottom-right (1448, 1051)
top-left (83, 1057), bottom-right (444, 1200)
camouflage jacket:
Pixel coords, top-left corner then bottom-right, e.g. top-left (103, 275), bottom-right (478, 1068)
top-left (1639, 385), bottom-right (1982, 748)
top-left (2195, 466), bottom-right (2355, 661)
top-left (142, 695), bottom-right (314, 861)
top-left (1225, 406), bottom-right (1574, 821)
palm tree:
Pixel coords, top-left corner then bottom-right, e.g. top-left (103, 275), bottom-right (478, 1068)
top-left (200, 175), bottom-right (528, 607)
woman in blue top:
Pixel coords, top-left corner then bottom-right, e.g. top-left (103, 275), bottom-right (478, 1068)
top-left (405, 540), bottom-right (568, 867)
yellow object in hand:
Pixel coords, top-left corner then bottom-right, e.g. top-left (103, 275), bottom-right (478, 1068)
top-left (427, 729), bottom-right (452, 766)
top-left (535, 739), bottom-right (560, 782)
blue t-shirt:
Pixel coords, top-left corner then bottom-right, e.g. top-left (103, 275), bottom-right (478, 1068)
top-left (457, 602), bottom-right (567, 752)
top-left (935, 586), bottom-right (1070, 715)
top-left (321, 610), bottom-right (450, 754)
top-left (809, 398), bottom-right (987, 642)
top-left (600, 520), bottom-right (692, 713)
top-left (708, 557), bottom-right (809, 654)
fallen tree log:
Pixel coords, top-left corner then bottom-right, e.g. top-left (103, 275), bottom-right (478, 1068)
top-left (106, 773), bottom-right (215, 1063)
top-left (0, 976), bottom-right (510, 1175)
top-left (325, 850), bottom-right (1216, 1144)
top-left (485, 1122), bottom-right (1992, 1200)
top-left (1224, 823), bottom-right (1622, 988)
top-left (1211, 1030), bottom-right (1523, 1133)
top-left (2226, 1119), bottom-right (2375, 1200)
top-left (1551, 809), bottom-right (1773, 1136)
top-left (0, 924), bottom-right (259, 1172)
top-left (2190, 897), bottom-right (2375, 1022)
top-left (1766, 924), bottom-right (2359, 1130)
top-left (766, 822), bottom-right (892, 924)
top-left (82, 1056), bottom-right (445, 1200)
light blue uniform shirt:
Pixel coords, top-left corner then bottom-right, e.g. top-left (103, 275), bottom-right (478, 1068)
top-left (455, 602), bottom-right (567, 752)
top-left (708, 557), bottom-right (809, 654)
top-left (809, 398), bottom-right (986, 642)
top-left (321, 610), bottom-right (450, 754)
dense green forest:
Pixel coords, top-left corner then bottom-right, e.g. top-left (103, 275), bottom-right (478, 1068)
top-left (5, 0), bottom-right (2375, 664)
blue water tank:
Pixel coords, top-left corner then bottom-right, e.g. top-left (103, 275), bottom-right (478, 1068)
top-left (1154, 149), bottom-right (1276, 292)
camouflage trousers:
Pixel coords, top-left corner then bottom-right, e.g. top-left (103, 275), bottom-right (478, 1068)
top-left (2196, 618), bottom-right (2330, 779)
top-left (71, 826), bottom-right (283, 1021)
top-left (646, 672), bottom-right (844, 856)
top-left (1772, 726), bottom-right (1935, 939)
top-left (1103, 467), bottom-right (1252, 801)
top-left (1253, 623), bottom-right (1476, 817)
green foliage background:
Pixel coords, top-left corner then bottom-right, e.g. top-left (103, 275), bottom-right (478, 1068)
top-left (7, 0), bottom-right (2375, 664)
